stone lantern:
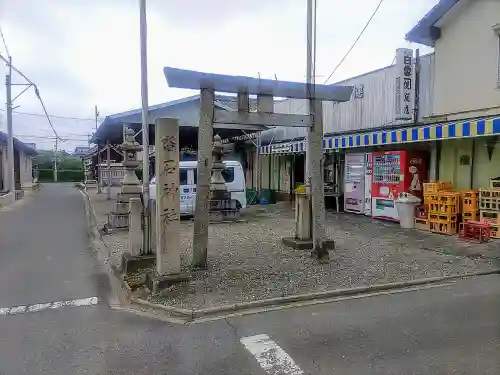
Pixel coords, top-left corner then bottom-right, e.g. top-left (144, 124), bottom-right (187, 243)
top-left (108, 128), bottom-right (143, 229)
top-left (120, 129), bottom-right (142, 195)
top-left (209, 134), bottom-right (239, 221)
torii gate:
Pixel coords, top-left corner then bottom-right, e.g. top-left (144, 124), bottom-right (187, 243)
top-left (163, 67), bottom-right (353, 268)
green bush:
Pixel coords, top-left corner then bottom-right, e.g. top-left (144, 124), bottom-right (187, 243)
top-left (38, 169), bottom-right (85, 182)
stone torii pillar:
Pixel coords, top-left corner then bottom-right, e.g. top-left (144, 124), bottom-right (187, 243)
top-left (192, 88), bottom-right (215, 269)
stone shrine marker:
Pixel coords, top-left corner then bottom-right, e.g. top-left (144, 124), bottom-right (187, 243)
top-left (154, 117), bottom-right (181, 276)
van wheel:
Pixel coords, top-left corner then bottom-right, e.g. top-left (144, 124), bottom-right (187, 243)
top-left (236, 201), bottom-right (242, 210)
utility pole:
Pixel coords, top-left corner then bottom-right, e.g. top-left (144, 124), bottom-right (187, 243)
top-left (95, 105), bottom-right (102, 193)
top-left (139, 0), bottom-right (151, 254)
top-left (53, 137), bottom-right (58, 182)
top-left (5, 56), bottom-right (15, 194)
top-left (306, 0), bottom-right (328, 262)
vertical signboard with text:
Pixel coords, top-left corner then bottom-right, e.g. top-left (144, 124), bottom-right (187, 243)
top-left (394, 48), bottom-right (414, 121)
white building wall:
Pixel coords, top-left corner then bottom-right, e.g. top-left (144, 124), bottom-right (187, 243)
top-left (19, 151), bottom-right (33, 187)
top-left (269, 53), bottom-right (434, 140)
top-left (0, 141), bottom-right (33, 189)
top-left (433, 0), bottom-right (500, 118)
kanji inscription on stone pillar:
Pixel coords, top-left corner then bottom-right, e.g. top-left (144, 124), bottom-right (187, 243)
top-left (155, 117), bottom-right (181, 275)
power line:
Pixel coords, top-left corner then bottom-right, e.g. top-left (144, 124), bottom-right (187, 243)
top-left (33, 85), bottom-right (64, 142)
top-left (14, 135), bottom-right (89, 141)
top-left (0, 108), bottom-right (97, 121)
top-left (0, 51), bottom-right (64, 142)
top-left (323, 0), bottom-right (385, 84)
top-left (0, 52), bottom-right (34, 85)
top-left (0, 26), bottom-right (9, 57)
top-left (291, 0), bottom-right (385, 115)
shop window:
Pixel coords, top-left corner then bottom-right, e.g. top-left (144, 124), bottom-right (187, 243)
top-left (494, 24), bottom-right (500, 88)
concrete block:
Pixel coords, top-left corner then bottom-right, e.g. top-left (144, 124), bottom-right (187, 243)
top-left (146, 272), bottom-right (190, 293)
top-left (129, 197), bottom-right (142, 257)
top-left (108, 212), bottom-right (129, 229)
top-left (281, 237), bottom-right (335, 251)
top-left (122, 253), bottom-right (156, 274)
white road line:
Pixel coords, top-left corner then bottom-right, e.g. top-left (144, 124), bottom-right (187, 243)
top-left (0, 296), bottom-right (99, 316)
top-left (240, 334), bottom-right (304, 375)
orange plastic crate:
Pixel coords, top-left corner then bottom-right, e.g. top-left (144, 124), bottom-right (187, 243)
top-left (414, 204), bottom-right (428, 219)
top-left (423, 181), bottom-right (452, 194)
top-left (462, 197), bottom-right (478, 211)
top-left (429, 213), bottom-right (458, 223)
top-left (462, 211), bottom-right (479, 222)
top-left (438, 192), bottom-right (460, 205)
top-left (480, 210), bottom-right (500, 225)
top-left (430, 220), bottom-right (458, 235)
top-left (424, 194), bottom-right (439, 204)
top-left (429, 203), bottom-right (460, 215)
top-left (461, 190), bottom-right (479, 199)
top-left (414, 218), bottom-right (430, 231)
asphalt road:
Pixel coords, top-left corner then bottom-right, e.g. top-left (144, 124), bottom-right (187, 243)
top-left (0, 183), bottom-right (500, 374)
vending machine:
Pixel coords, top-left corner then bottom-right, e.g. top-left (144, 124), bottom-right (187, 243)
top-left (364, 153), bottom-right (373, 216)
top-left (344, 153), bottom-right (365, 214)
top-left (371, 150), bottom-right (428, 221)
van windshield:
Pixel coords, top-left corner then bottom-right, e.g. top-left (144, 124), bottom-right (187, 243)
top-left (150, 169), bottom-right (188, 185)
top-left (193, 167), bottom-right (234, 184)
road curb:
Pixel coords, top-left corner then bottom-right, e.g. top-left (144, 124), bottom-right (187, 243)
top-left (79, 189), bottom-right (132, 307)
top-left (130, 268), bottom-right (500, 322)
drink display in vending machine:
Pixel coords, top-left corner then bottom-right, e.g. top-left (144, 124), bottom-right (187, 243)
top-left (344, 153), bottom-right (366, 214)
top-left (371, 150), bottom-right (428, 221)
top-left (364, 153), bottom-right (372, 216)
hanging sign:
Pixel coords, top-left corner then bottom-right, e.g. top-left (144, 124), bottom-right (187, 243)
top-left (394, 48), bottom-right (414, 121)
top-left (270, 143), bottom-right (291, 153)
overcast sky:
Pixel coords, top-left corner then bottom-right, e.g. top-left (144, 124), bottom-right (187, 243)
top-left (0, 0), bottom-right (437, 151)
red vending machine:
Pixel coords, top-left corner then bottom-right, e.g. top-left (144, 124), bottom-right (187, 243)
top-left (371, 150), bottom-right (428, 221)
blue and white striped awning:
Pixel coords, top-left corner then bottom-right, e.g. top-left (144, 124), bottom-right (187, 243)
top-left (259, 116), bottom-right (500, 154)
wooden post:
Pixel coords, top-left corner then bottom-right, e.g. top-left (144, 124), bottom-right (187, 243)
top-left (155, 117), bottom-right (181, 275)
top-left (192, 89), bottom-right (215, 269)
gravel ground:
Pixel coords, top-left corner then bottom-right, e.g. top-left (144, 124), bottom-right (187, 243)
top-left (88, 189), bottom-right (499, 309)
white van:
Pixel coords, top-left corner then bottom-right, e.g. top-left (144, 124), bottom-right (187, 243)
top-left (149, 160), bottom-right (247, 216)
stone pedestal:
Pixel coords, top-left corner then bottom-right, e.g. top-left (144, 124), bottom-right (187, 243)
top-left (128, 197), bottom-right (142, 256)
top-left (209, 190), bottom-right (240, 222)
top-left (107, 129), bottom-right (142, 230)
top-left (282, 193), bottom-right (335, 251)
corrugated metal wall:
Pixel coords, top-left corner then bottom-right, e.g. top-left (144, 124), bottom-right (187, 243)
top-left (261, 53), bottom-right (435, 143)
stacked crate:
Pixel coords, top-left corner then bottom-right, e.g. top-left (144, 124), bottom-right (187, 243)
top-left (429, 191), bottom-right (460, 235)
top-left (414, 204), bottom-right (429, 231)
top-left (422, 181), bottom-right (452, 233)
top-left (461, 190), bottom-right (479, 222)
top-left (479, 188), bottom-right (500, 239)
